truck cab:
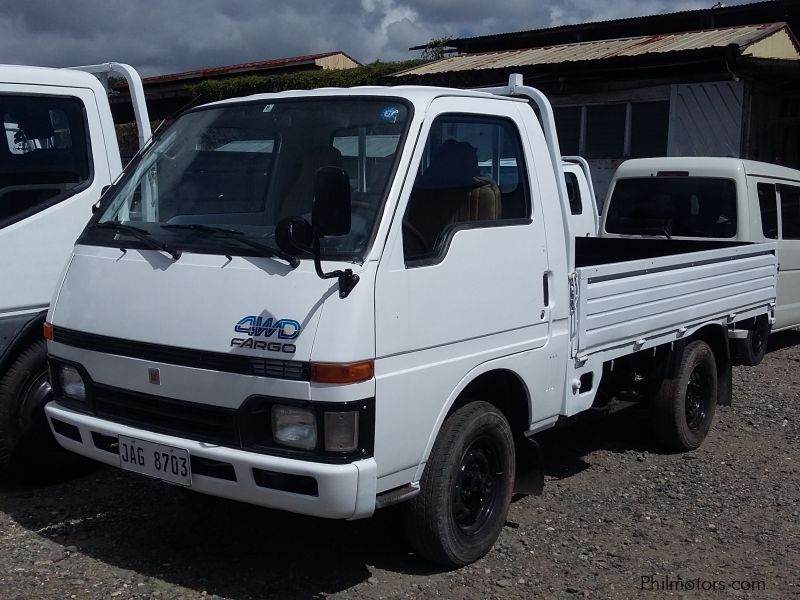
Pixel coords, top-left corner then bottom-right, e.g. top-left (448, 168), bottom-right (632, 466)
top-left (0, 63), bottom-right (149, 477)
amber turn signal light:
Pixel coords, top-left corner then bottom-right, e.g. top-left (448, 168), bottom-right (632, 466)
top-left (311, 360), bottom-right (374, 384)
top-left (43, 322), bottom-right (54, 341)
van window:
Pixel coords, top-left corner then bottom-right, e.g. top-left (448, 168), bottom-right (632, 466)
top-left (757, 183), bottom-right (778, 239)
top-left (565, 172), bottom-right (582, 215)
top-left (606, 177), bottom-right (737, 238)
top-left (779, 184), bottom-right (800, 239)
top-left (1, 95), bottom-right (91, 227)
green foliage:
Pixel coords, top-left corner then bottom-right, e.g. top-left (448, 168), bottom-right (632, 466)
top-left (190, 60), bottom-right (426, 103)
top-left (420, 37), bottom-right (453, 61)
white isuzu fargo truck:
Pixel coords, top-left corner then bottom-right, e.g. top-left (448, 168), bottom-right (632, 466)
top-left (0, 63), bottom-right (150, 478)
top-left (43, 75), bottom-right (776, 566)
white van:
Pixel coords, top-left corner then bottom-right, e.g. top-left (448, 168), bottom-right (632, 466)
top-left (600, 157), bottom-right (800, 365)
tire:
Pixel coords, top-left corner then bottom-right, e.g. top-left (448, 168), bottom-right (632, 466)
top-left (0, 340), bottom-right (90, 482)
top-left (402, 401), bottom-right (515, 567)
top-left (652, 340), bottom-right (718, 452)
top-left (732, 315), bottom-right (770, 366)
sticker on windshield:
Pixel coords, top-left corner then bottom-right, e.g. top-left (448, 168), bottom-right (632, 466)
top-left (263, 104), bottom-right (274, 113)
top-left (380, 105), bottom-right (400, 123)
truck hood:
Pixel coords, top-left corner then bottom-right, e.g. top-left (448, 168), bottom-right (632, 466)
top-left (50, 245), bottom-right (374, 364)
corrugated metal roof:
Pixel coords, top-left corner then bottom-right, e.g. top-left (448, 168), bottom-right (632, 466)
top-left (397, 23), bottom-right (791, 77)
top-left (410, 0), bottom-right (783, 50)
top-left (142, 52), bottom-right (360, 85)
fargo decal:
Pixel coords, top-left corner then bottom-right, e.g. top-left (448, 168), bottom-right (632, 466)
top-left (231, 315), bottom-right (300, 354)
top-left (234, 316), bottom-right (301, 340)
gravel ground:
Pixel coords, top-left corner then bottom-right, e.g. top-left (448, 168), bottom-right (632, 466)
top-left (1, 332), bottom-right (798, 600)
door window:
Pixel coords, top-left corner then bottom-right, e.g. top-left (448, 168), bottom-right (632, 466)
top-left (402, 115), bottom-right (530, 263)
top-left (778, 184), bottom-right (800, 239)
top-left (565, 172), bottom-right (582, 215)
top-left (757, 183), bottom-right (778, 239)
top-left (1, 94), bottom-right (91, 227)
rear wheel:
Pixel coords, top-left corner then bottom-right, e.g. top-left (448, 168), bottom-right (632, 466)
top-left (403, 401), bottom-right (515, 567)
top-left (652, 340), bottom-right (718, 451)
top-left (733, 315), bottom-right (770, 366)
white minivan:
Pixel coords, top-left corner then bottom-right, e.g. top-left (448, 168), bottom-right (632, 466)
top-left (600, 157), bottom-right (800, 364)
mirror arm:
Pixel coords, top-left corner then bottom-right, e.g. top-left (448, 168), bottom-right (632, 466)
top-left (313, 235), bottom-right (360, 299)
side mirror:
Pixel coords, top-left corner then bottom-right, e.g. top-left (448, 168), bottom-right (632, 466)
top-left (309, 167), bottom-right (358, 299)
top-left (312, 166), bottom-right (351, 237)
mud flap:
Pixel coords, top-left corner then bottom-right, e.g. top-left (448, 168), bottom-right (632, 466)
top-left (514, 435), bottom-right (544, 496)
top-left (717, 351), bottom-right (733, 406)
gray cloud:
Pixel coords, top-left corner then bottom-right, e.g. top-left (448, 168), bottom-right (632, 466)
top-left (0, 0), bottom-right (754, 76)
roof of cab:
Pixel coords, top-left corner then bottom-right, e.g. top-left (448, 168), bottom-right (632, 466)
top-left (613, 156), bottom-right (800, 182)
top-left (201, 84), bottom-right (526, 110)
top-left (0, 64), bottom-right (107, 94)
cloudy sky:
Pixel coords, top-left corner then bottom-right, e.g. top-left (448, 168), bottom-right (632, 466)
top-left (0, 0), bottom-right (755, 77)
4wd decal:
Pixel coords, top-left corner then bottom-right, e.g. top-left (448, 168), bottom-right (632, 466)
top-left (231, 316), bottom-right (301, 354)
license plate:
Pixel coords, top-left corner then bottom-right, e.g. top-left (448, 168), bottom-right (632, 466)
top-left (118, 436), bottom-right (191, 486)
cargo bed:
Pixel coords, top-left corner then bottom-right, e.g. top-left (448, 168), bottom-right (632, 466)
top-left (573, 237), bottom-right (777, 360)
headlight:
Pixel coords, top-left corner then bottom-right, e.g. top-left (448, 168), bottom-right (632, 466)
top-left (58, 365), bottom-right (86, 402)
top-left (272, 405), bottom-right (317, 450)
top-left (324, 411), bottom-right (359, 452)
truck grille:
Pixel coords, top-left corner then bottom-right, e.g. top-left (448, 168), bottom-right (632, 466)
top-left (93, 385), bottom-right (240, 446)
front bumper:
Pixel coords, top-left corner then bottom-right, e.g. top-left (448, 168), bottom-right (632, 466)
top-left (45, 402), bottom-right (377, 520)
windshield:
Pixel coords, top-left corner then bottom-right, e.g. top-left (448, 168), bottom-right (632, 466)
top-left (87, 98), bottom-right (410, 260)
top-left (605, 177), bottom-right (738, 238)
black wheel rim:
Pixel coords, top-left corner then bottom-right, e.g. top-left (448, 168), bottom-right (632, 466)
top-left (685, 366), bottom-right (710, 431)
top-left (452, 435), bottom-right (503, 536)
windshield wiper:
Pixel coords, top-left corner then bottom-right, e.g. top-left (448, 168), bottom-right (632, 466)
top-left (89, 221), bottom-right (182, 260)
top-left (160, 224), bottom-right (299, 268)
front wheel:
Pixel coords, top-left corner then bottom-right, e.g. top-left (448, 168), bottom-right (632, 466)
top-left (652, 340), bottom-right (718, 451)
top-left (0, 340), bottom-right (90, 481)
top-left (402, 401), bottom-right (515, 567)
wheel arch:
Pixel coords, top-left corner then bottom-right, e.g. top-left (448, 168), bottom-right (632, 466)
top-left (414, 363), bottom-right (531, 481)
top-left (0, 311), bottom-right (47, 377)
top-left (687, 323), bottom-right (732, 406)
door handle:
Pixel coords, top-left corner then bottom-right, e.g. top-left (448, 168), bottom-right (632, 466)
top-left (542, 271), bottom-right (551, 306)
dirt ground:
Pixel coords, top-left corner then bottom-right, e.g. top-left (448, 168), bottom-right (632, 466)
top-left (1, 332), bottom-right (798, 600)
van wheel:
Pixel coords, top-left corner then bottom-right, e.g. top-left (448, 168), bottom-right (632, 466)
top-left (733, 315), bottom-right (769, 366)
top-left (402, 401), bottom-right (515, 567)
top-left (652, 340), bottom-right (718, 452)
top-left (0, 340), bottom-right (89, 482)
